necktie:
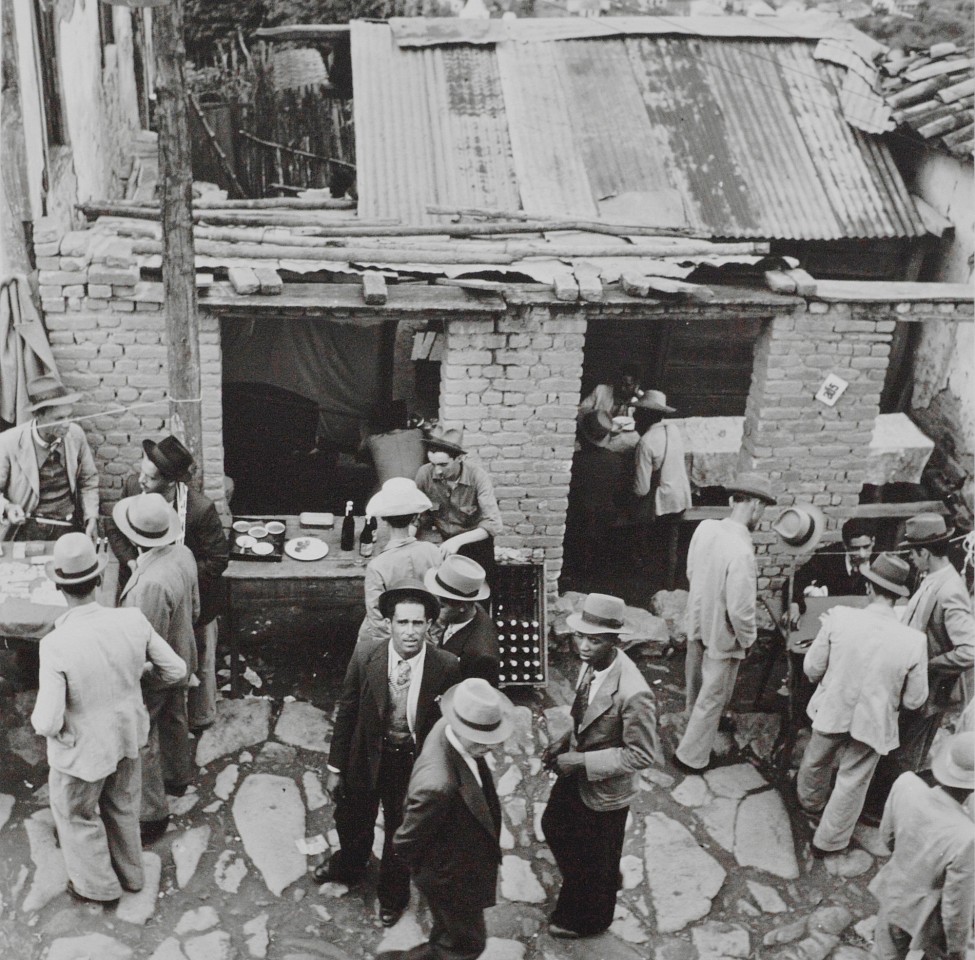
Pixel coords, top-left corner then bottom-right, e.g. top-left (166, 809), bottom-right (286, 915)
top-left (476, 756), bottom-right (501, 832)
top-left (396, 659), bottom-right (412, 687)
top-left (571, 665), bottom-right (593, 730)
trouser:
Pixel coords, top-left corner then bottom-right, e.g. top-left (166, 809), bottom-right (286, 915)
top-left (873, 908), bottom-right (949, 960)
top-left (542, 774), bottom-right (628, 936)
top-left (187, 619), bottom-right (218, 729)
top-left (401, 889), bottom-right (487, 960)
top-left (48, 756), bottom-right (144, 901)
top-left (635, 511), bottom-right (683, 590)
top-left (331, 744), bottom-right (414, 910)
top-left (676, 642), bottom-right (740, 770)
top-left (796, 731), bottom-right (880, 852)
top-left (141, 685), bottom-right (190, 822)
top-left (863, 710), bottom-right (941, 821)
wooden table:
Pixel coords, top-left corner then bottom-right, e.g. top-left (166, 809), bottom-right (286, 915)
top-left (223, 516), bottom-right (366, 696)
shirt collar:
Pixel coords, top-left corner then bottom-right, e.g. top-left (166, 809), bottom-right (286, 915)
top-left (31, 420), bottom-right (61, 450)
top-left (54, 601), bottom-right (101, 627)
top-left (443, 616), bottom-right (475, 640)
top-left (381, 536), bottom-right (417, 554)
top-left (444, 722), bottom-right (476, 763)
top-left (388, 640), bottom-right (427, 676)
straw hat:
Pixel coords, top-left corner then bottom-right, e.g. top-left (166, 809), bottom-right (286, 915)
top-left (28, 373), bottom-right (82, 414)
top-left (726, 473), bottom-right (777, 506)
top-left (440, 678), bottom-right (515, 745)
top-left (143, 435), bottom-right (194, 483)
top-left (899, 513), bottom-right (954, 549)
top-left (423, 427), bottom-right (466, 458)
top-left (566, 593), bottom-right (626, 636)
top-left (772, 503), bottom-right (826, 555)
top-left (633, 389), bottom-right (676, 413)
top-left (112, 493), bottom-right (182, 548)
top-left (931, 731), bottom-right (975, 790)
top-left (46, 532), bottom-right (107, 587)
top-left (424, 555), bottom-right (490, 602)
top-left (861, 552), bottom-right (912, 598)
top-left (366, 477), bottom-right (432, 518)
top-left (377, 578), bottom-right (440, 622)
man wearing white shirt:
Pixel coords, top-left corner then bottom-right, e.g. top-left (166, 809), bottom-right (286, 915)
top-left (315, 581), bottom-right (460, 927)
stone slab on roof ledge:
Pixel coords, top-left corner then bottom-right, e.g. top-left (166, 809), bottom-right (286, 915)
top-left (811, 280), bottom-right (975, 304)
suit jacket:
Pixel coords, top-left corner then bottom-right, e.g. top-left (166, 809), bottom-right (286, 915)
top-left (30, 603), bottom-right (186, 781)
top-left (903, 563), bottom-right (975, 709)
top-left (685, 517), bottom-right (758, 660)
top-left (328, 639), bottom-right (461, 795)
top-left (394, 718), bottom-right (501, 910)
top-left (633, 422), bottom-right (692, 517)
top-left (804, 604), bottom-right (928, 754)
top-left (869, 772), bottom-right (974, 954)
top-left (571, 649), bottom-right (660, 811)
top-left (788, 544), bottom-right (874, 613)
top-left (119, 544), bottom-right (200, 685)
top-left (109, 475), bottom-right (229, 625)
top-left (0, 422), bottom-right (99, 526)
top-left (440, 605), bottom-right (500, 686)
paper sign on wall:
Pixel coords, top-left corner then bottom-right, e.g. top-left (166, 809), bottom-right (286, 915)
top-left (815, 373), bottom-right (849, 407)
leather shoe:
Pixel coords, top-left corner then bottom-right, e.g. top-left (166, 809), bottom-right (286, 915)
top-left (718, 716), bottom-right (737, 734)
top-left (549, 922), bottom-right (582, 939)
top-left (312, 857), bottom-right (358, 885)
top-left (140, 816), bottom-right (170, 845)
top-left (380, 904), bottom-right (405, 927)
top-left (66, 880), bottom-right (119, 908)
top-left (672, 755), bottom-right (709, 775)
top-left (164, 780), bottom-right (188, 797)
top-left (811, 842), bottom-right (847, 859)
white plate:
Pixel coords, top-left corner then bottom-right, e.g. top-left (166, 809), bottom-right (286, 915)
top-left (284, 537), bottom-right (329, 561)
top-left (232, 520), bottom-right (251, 533)
top-left (249, 526), bottom-right (268, 539)
top-left (251, 541), bottom-right (275, 556)
top-left (236, 535), bottom-right (256, 549)
top-left (265, 521), bottom-right (286, 535)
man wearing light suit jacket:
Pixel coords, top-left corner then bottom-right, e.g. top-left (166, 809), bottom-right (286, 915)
top-left (31, 534), bottom-right (186, 905)
top-left (542, 593), bottom-right (660, 940)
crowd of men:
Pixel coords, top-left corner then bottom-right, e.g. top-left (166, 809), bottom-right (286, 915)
top-left (2, 375), bottom-right (973, 959)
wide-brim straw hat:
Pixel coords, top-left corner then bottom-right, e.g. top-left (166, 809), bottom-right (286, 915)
top-left (861, 552), bottom-right (911, 598)
top-left (633, 389), bottom-right (676, 413)
top-left (366, 477), bottom-right (433, 518)
top-left (726, 473), bottom-right (777, 506)
top-left (772, 503), bottom-right (826, 555)
top-left (579, 410), bottom-right (614, 449)
top-left (112, 493), bottom-right (182, 548)
top-left (931, 731), bottom-right (975, 790)
top-left (377, 578), bottom-right (441, 622)
top-left (46, 532), bottom-right (108, 586)
top-left (440, 678), bottom-right (515, 744)
top-left (566, 592), bottom-right (627, 635)
top-left (423, 427), bottom-right (466, 458)
top-left (28, 373), bottom-right (82, 414)
top-left (899, 512), bottom-right (954, 549)
top-left (424, 555), bottom-right (490, 602)
top-left (143, 436), bottom-right (194, 483)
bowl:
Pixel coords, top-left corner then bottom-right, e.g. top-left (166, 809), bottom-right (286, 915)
top-left (248, 526), bottom-right (268, 539)
top-left (265, 521), bottom-right (286, 536)
top-left (232, 520), bottom-right (251, 533)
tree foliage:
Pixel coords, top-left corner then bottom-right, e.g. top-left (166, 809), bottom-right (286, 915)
top-left (853, 0), bottom-right (975, 51)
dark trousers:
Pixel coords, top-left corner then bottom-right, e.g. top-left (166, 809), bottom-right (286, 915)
top-left (332, 744), bottom-right (414, 910)
top-left (542, 773), bottom-right (629, 936)
top-left (141, 685), bottom-right (190, 822)
top-left (402, 889), bottom-right (488, 960)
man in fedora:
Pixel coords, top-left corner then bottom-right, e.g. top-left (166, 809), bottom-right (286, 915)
top-left (392, 678), bottom-right (514, 960)
top-left (356, 478), bottom-right (441, 646)
top-left (317, 580), bottom-right (460, 927)
top-left (542, 593), bottom-right (660, 939)
top-left (114, 492), bottom-right (200, 843)
top-left (796, 553), bottom-right (928, 858)
top-left (869, 730), bottom-right (973, 960)
top-left (425, 554), bottom-right (500, 686)
top-left (675, 473), bottom-right (776, 773)
top-left (415, 427), bottom-right (502, 585)
top-left (631, 390), bottom-right (692, 588)
top-left (30, 533), bottom-right (186, 905)
top-left (0, 374), bottom-right (98, 541)
top-left (108, 435), bottom-right (229, 732)
top-left (786, 517), bottom-right (877, 629)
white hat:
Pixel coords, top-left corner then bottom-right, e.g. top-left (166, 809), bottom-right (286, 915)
top-left (366, 477), bottom-right (433, 518)
top-left (46, 533), bottom-right (107, 586)
top-left (440, 679), bottom-right (515, 745)
top-left (931, 731), bottom-right (975, 790)
top-left (112, 493), bottom-right (181, 548)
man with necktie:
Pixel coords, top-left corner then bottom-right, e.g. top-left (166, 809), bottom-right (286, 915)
top-left (542, 593), bottom-right (660, 939)
top-left (315, 580), bottom-right (460, 928)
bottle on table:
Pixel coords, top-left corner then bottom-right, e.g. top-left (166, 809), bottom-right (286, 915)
top-left (359, 515), bottom-right (375, 559)
top-left (340, 500), bottom-right (356, 552)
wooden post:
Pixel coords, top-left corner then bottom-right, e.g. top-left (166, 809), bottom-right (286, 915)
top-left (153, 0), bottom-right (203, 491)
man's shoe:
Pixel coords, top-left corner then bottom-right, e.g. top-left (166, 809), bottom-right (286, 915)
top-left (718, 716), bottom-right (737, 734)
top-left (673, 755), bottom-right (709, 775)
top-left (312, 857), bottom-right (359, 886)
top-left (164, 781), bottom-right (188, 798)
top-left (189, 722), bottom-right (213, 737)
top-left (380, 904), bottom-right (405, 927)
top-left (549, 923), bottom-right (582, 939)
top-left (140, 816), bottom-right (170, 845)
top-left (810, 843), bottom-right (847, 860)
top-left (66, 880), bottom-right (119, 908)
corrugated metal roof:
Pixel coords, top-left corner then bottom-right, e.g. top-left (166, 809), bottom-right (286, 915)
top-left (351, 18), bottom-right (928, 240)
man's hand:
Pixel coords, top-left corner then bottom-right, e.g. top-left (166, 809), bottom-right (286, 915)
top-left (439, 537), bottom-right (462, 559)
top-left (788, 602), bottom-right (801, 630)
top-left (84, 517), bottom-right (98, 540)
top-left (553, 751), bottom-right (586, 776)
top-left (4, 503), bottom-right (25, 524)
top-left (326, 770), bottom-right (344, 802)
top-left (541, 732), bottom-right (571, 772)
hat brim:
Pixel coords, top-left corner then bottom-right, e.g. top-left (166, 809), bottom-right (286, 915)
top-left (377, 586), bottom-right (441, 622)
top-left (899, 527), bottom-right (955, 549)
top-left (30, 392), bottom-right (83, 413)
top-left (931, 744), bottom-right (975, 790)
top-left (440, 683), bottom-right (515, 744)
top-left (423, 567), bottom-right (490, 602)
top-left (565, 611), bottom-right (626, 635)
top-left (46, 553), bottom-right (108, 587)
top-left (861, 566), bottom-right (910, 598)
top-left (635, 401), bottom-right (676, 413)
top-left (423, 438), bottom-right (467, 457)
top-left (112, 497), bottom-right (182, 548)
top-left (142, 439), bottom-right (193, 483)
top-left (773, 503), bottom-right (827, 555)
top-left (725, 483), bottom-right (777, 506)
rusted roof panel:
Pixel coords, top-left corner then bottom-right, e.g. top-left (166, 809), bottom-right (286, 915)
top-left (351, 19), bottom-right (928, 238)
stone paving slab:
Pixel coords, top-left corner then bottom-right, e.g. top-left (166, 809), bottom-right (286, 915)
top-left (196, 699), bottom-right (272, 767)
top-left (273, 701), bottom-right (332, 753)
top-left (734, 790), bottom-right (799, 879)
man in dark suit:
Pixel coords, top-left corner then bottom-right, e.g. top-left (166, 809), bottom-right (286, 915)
top-left (425, 555), bottom-right (500, 686)
top-left (315, 580), bottom-right (460, 927)
top-left (542, 593), bottom-right (660, 939)
top-left (390, 678), bottom-right (514, 960)
top-left (108, 435), bottom-right (229, 732)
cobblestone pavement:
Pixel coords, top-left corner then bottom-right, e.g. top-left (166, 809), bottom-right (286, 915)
top-left (0, 624), bottom-right (894, 960)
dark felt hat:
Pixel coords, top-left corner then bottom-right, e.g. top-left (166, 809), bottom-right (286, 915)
top-left (377, 579), bottom-right (441, 622)
top-left (143, 435), bottom-right (195, 483)
top-left (899, 513), bottom-right (954, 549)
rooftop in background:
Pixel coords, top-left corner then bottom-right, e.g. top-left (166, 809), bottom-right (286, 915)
top-left (349, 15), bottom-right (927, 241)
top-left (881, 42), bottom-right (974, 159)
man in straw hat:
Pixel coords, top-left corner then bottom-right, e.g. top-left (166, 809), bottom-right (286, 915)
top-left (114, 492), bottom-right (200, 843)
top-left (390, 678), bottom-right (514, 960)
top-left (317, 580), bottom-right (460, 927)
top-left (109, 434), bottom-right (229, 734)
top-left (674, 473), bottom-right (776, 773)
top-left (356, 477), bottom-right (441, 645)
top-left (541, 593), bottom-right (660, 939)
top-left (869, 730), bottom-right (974, 960)
top-left (425, 554), bottom-right (500, 686)
top-left (415, 426), bottom-right (502, 584)
top-left (796, 553), bottom-right (929, 858)
top-left (0, 373), bottom-right (98, 541)
top-left (631, 389), bottom-right (692, 588)
top-left (30, 533), bottom-right (186, 905)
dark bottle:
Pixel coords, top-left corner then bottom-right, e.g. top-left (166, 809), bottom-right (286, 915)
top-left (340, 500), bottom-right (355, 552)
top-left (359, 515), bottom-right (375, 559)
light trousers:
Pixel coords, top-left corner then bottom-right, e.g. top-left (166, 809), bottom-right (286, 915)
top-left (188, 619), bottom-right (218, 729)
top-left (676, 639), bottom-right (740, 770)
top-left (797, 730), bottom-right (880, 851)
top-left (49, 756), bottom-right (144, 901)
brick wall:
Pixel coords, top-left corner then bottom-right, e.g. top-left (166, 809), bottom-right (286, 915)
top-left (439, 306), bottom-right (586, 596)
top-left (32, 219), bottom-right (227, 518)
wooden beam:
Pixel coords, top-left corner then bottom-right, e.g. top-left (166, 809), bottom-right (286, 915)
top-left (682, 501), bottom-right (948, 523)
top-left (252, 24), bottom-right (350, 41)
top-left (812, 280), bottom-right (975, 307)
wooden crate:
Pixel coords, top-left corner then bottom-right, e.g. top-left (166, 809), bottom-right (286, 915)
top-left (490, 562), bottom-right (547, 688)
